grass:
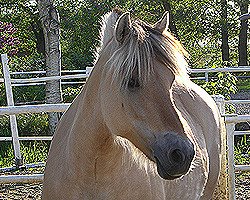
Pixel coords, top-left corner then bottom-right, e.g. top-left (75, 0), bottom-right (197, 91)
top-left (0, 113), bottom-right (50, 168)
top-left (237, 78), bottom-right (250, 91)
top-left (234, 136), bottom-right (250, 165)
top-left (0, 141), bottom-right (50, 168)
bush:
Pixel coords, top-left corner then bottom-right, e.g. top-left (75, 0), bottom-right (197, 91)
top-left (0, 21), bottom-right (20, 57)
top-left (201, 72), bottom-right (238, 100)
top-left (0, 113), bottom-right (49, 137)
top-left (62, 86), bottom-right (82, 103)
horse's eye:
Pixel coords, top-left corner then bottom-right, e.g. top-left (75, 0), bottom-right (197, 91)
top-left (127, 77), bottom-right (140, 90)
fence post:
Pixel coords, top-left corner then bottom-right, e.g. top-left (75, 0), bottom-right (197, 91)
top-left (212, 95), bottom-right (225, 115)
top-left (86, 67), bottom-right (93, 77)
top-left (225, 118), bottom-right (236, 200)
top-left (1, 54), bottom-right (23, 166)
top-left (213, 95), bottom-right (237, 199)
top-left (205, 72), bottom-right (209, 82)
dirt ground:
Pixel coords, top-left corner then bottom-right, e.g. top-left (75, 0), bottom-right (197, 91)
top-left (235, 172), bottom-right (250, 200)
top-left (0, 183), bottom-right (43, 200)
top-left (0, 172), bottom-right (249, 200)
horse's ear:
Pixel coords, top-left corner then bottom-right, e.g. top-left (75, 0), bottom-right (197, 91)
top-left (114, 12), bottom-right (131, 44)
top-left (153, 11), bottom-right (169, 33)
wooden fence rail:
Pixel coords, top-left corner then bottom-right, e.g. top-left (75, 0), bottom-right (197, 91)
top-left (0, 104), bottom-right (70, 115)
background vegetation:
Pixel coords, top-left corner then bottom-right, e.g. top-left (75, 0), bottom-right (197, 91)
top-left (0, 0), bottom-right (249, 168)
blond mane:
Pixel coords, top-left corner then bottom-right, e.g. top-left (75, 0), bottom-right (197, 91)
top-left (98, 10), bottom-right (190, 88)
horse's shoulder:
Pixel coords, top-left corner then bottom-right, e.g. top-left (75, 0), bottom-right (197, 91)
top-left (173, 79), bottom-right (220, 120)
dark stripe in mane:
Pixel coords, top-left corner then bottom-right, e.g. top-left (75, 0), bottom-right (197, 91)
top-left (106, 17), bottom-right (189, 88)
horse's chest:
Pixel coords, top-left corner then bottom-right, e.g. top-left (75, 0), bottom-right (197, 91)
top-left (90, 153), bottom-right (207, 200)
top-left (90, 161), bottom-right (165, 200)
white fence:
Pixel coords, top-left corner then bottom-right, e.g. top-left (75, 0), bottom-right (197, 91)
top-left (0, 54), bottom-right (250, 200)
top-left (0, 54), bottom-right (92, 165)
top-left (189, 67), bottom-right (250, 81)
top-left (213, 95), bottom-right (250, 200)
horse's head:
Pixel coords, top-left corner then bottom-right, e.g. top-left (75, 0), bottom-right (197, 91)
top-left (96, 9), bottom-right (195, 180)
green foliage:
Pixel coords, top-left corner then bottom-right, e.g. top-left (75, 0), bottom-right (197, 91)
top-left (0, 21), bottom-right (20, 56)
top-left (0, 84), bottom-right (7, 105)
top-left (0, 116), bottom-right (11, 137)
top-left (172, 0), bottom-right (220, 68)
top-left (62, 86), bottom-right (82, 103)
top-left (0, 0), bottom-right (39, 57)
top-left (201, 72), bottom-right (238, 99)
top-left (58, 1), bottom-right (103, 69)
top-left (58, 0), bottom-right (165, 69)
top-left (171, 0), bottom-right (241, 69)
top-left (0, 143), bottom-right (14, 167)
top-left (13, 85), bottom-right (45, 105)
top-left (0, 53), bottom-right (45, 106)
top-left (0, 0), bottom-right (246, 71)
top-left (9, 52), bottom-right (45, 72)
top-left (17, 114), bottom-right (49, 136)
top-left (237, 78), bottom-right (250, 91)
top-left (0, 114), bottom-right (49, 167)
top-left (21, 141), bottom-right (50, 164)
top-left (0, 114), bottom-right (49, 137)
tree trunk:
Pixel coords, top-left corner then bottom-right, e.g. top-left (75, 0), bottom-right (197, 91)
top-left (221, 0), bottom-right (230, 62)
top-left (238, 1), bottom-right (248, 66)
top-left (37, 0), bottom-right (62, 135)
top-left (31, 20), bottom-right (45, 55)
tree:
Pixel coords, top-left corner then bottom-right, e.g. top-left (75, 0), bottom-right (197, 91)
top-left (237, 0), bottom-right (249, 66)
top-left (221, 0), bottom-right (230, 62)
top-left (57, 0), bottom-right (165, 69)
top-left (37, 0), bottom-right (62, 134)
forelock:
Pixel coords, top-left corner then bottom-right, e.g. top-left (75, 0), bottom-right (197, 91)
top-left (97, 11), bottom-right (189, 88)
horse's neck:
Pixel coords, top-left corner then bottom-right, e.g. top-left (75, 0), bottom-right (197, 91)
top-left (64, 67), bottom-right (124, 180)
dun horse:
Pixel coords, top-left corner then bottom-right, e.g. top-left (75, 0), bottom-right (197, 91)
top-left (43, 8), bottom-right (223, 200)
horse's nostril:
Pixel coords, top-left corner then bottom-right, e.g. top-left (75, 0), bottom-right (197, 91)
top-left (170, 149), bottom-right (185, 164)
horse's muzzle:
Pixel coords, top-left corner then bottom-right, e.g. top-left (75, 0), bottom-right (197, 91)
top-left (153, 132), bottom-right (195, 180)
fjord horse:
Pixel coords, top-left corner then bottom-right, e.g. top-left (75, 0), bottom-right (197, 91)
top-left (43, 9), bottom-right (224, 200)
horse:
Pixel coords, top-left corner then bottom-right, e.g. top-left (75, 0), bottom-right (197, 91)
top-left (42, 8), bottom-right (224, 200)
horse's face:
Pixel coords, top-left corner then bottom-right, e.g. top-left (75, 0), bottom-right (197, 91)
top-left (99, 10), bottom-right (194, 180)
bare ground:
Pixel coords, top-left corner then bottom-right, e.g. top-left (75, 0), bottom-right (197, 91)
top-left (235, 172), bottom-right (250, 200)
top-left (0, 172), bottom-right (249, 200)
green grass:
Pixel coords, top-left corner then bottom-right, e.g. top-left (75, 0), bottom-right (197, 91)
top-left (0, 141), bottom-right (50, 168)
top-left (237, 79), bottom-right (250, 91)
top-left (0, 113), bottom-right (50, 168)
top-left (234, 136), bottom-right (250, 165)
top-left (0, 142), bottom-right (14, 168)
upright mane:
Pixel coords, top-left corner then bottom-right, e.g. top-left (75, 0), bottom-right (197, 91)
top-left (98, 9), bottom-right (190, 88)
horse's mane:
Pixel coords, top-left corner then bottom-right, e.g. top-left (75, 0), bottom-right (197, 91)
top-left (99, 9), bottom-right (189, 87)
